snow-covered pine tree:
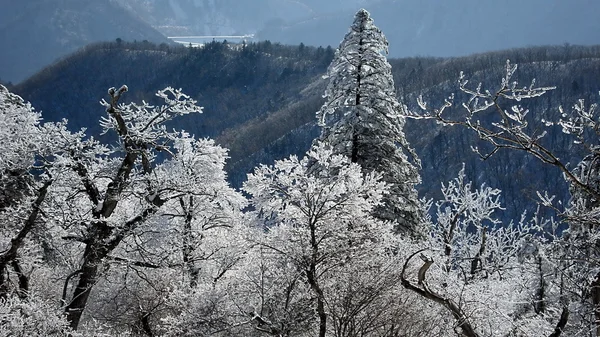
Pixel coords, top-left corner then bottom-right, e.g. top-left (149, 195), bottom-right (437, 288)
top-left (316, 9), bottom-right (422, 235)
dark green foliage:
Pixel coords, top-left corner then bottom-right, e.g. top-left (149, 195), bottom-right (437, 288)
top-left (15, 40), bottom-right (333, 142)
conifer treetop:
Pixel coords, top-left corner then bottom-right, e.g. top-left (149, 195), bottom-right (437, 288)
top-left (315, 9), bottom-right (423, 235)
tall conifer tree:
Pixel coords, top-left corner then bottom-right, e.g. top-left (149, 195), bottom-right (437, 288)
top-left (316, 9), bottom-right (422, 234)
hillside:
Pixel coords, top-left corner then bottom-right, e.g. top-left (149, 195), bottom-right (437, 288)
top-left (4, 1), bottom-right (599, 84)
top-left (14, 40), bottom-right (334, 142)
top-left (0, 0), bottom-right (168, 84)
top-left (14, 42), bottom-right (600, 221)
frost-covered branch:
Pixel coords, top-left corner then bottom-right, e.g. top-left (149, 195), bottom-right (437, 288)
top-left (99, 86), bottom-right (203, 149)
top-left (401, 249), bottom-right (479, 337)
top-left (413, 60), bottom-right (600, 202)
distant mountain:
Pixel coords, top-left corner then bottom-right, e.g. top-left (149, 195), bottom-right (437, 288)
top-left (0, 0), bottom-right (168, 84)
top-left (6, 0), bottom-right (597, 83)
top-left (116, 0), bottom-right (382, 36)
top-left (117, 0), bottom-right (600, 58)
top-left (13, 40), bottom-right (600, 222)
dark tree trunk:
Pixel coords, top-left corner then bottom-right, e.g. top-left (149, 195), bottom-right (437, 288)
top-left (306, 216), bottom-right (327, 337)
top-left (351, 133), bottom-right (359, 164)
top-left (11, 260), bottom-right (28, 298)
top-left (591, 272), bottom-right (600, 336)
top-left (141, 311), bottom-right (154, 337)
top-left (548, 306), bottom-right (569, 337)
top-left (65, 237), bottom-right (108, 329)
top-left (180, 197), bottom-right (199, 288)
top-left (0, 180), bottom-right (51, 299)
top-left (306, 266), bottom-right (327, 337)
top-left (351, 36), bottom-right (363, 165)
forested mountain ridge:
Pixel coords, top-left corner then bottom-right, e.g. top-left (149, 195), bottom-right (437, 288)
top-left (14, 42), bottom-right (600, 221)
top-left (15, 40), bottom-right (333, 139)
top-left (4, 0), bottom-right (598, 85)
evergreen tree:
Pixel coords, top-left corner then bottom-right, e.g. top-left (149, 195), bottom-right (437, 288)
top-left (315, 9), bottom-right (422, 234)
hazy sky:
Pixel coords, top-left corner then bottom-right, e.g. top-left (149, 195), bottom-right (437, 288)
top-left (128, 0), bottom-right (600, 57)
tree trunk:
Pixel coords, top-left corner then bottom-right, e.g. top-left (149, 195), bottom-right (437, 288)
top-left (0, 180), bottom-right (51, 298)
top-left (65, 240), bottom-right (106, 330)
top-left (307, 216), bottom-right (327, 337)
top-left (401, 250), bottom-right (479, 337)
top-left (180, 197), bottom-right (199, 288)
top-left (351, 133), bottom-right (359, 164)
top-left (141, 311), bottom-right (154, 337)
top-left (350, 37), bottom-right (363, 165)
top-left (548, 306), bottom-right (569, 337)
top-left (591, 272), bottom-right (600, 337)
top-left (11, 260), bottom-right (28, 298)
top-left (306, 266), bottom-right (327, 337)
top-left (64, 203), bottom-right (162, 329)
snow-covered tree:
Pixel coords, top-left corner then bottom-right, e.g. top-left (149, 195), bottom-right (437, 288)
top-left (68, 135), bottom-right (246, 335)
top-left (0, 84), bottom-right (79, 335)
top-left (0, 84), bottom-right (46, 298)
top-left (316, 9), bottom-right (422, 235)
top-left (414, 61), bottom-right (600, 336)
top-left (399, 167), bottom-right (567, 337)
top-left (244, 143), bottom-right (391, 337)
top-left (243, 143), bottom-right (440, 337)
top-left (0, 294), bottom-right (76, 336)
top-left (24, 85), bottom-right (247, 332)
top-left (0, 84), bottom-right (87, 300)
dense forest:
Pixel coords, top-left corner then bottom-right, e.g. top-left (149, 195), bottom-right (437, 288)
top-left (14, 39), bottom-right (600, 221)
top-left (2, 8), bottom-right (600, 337)
top-left (15, 39), bottom-right (334, 139)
